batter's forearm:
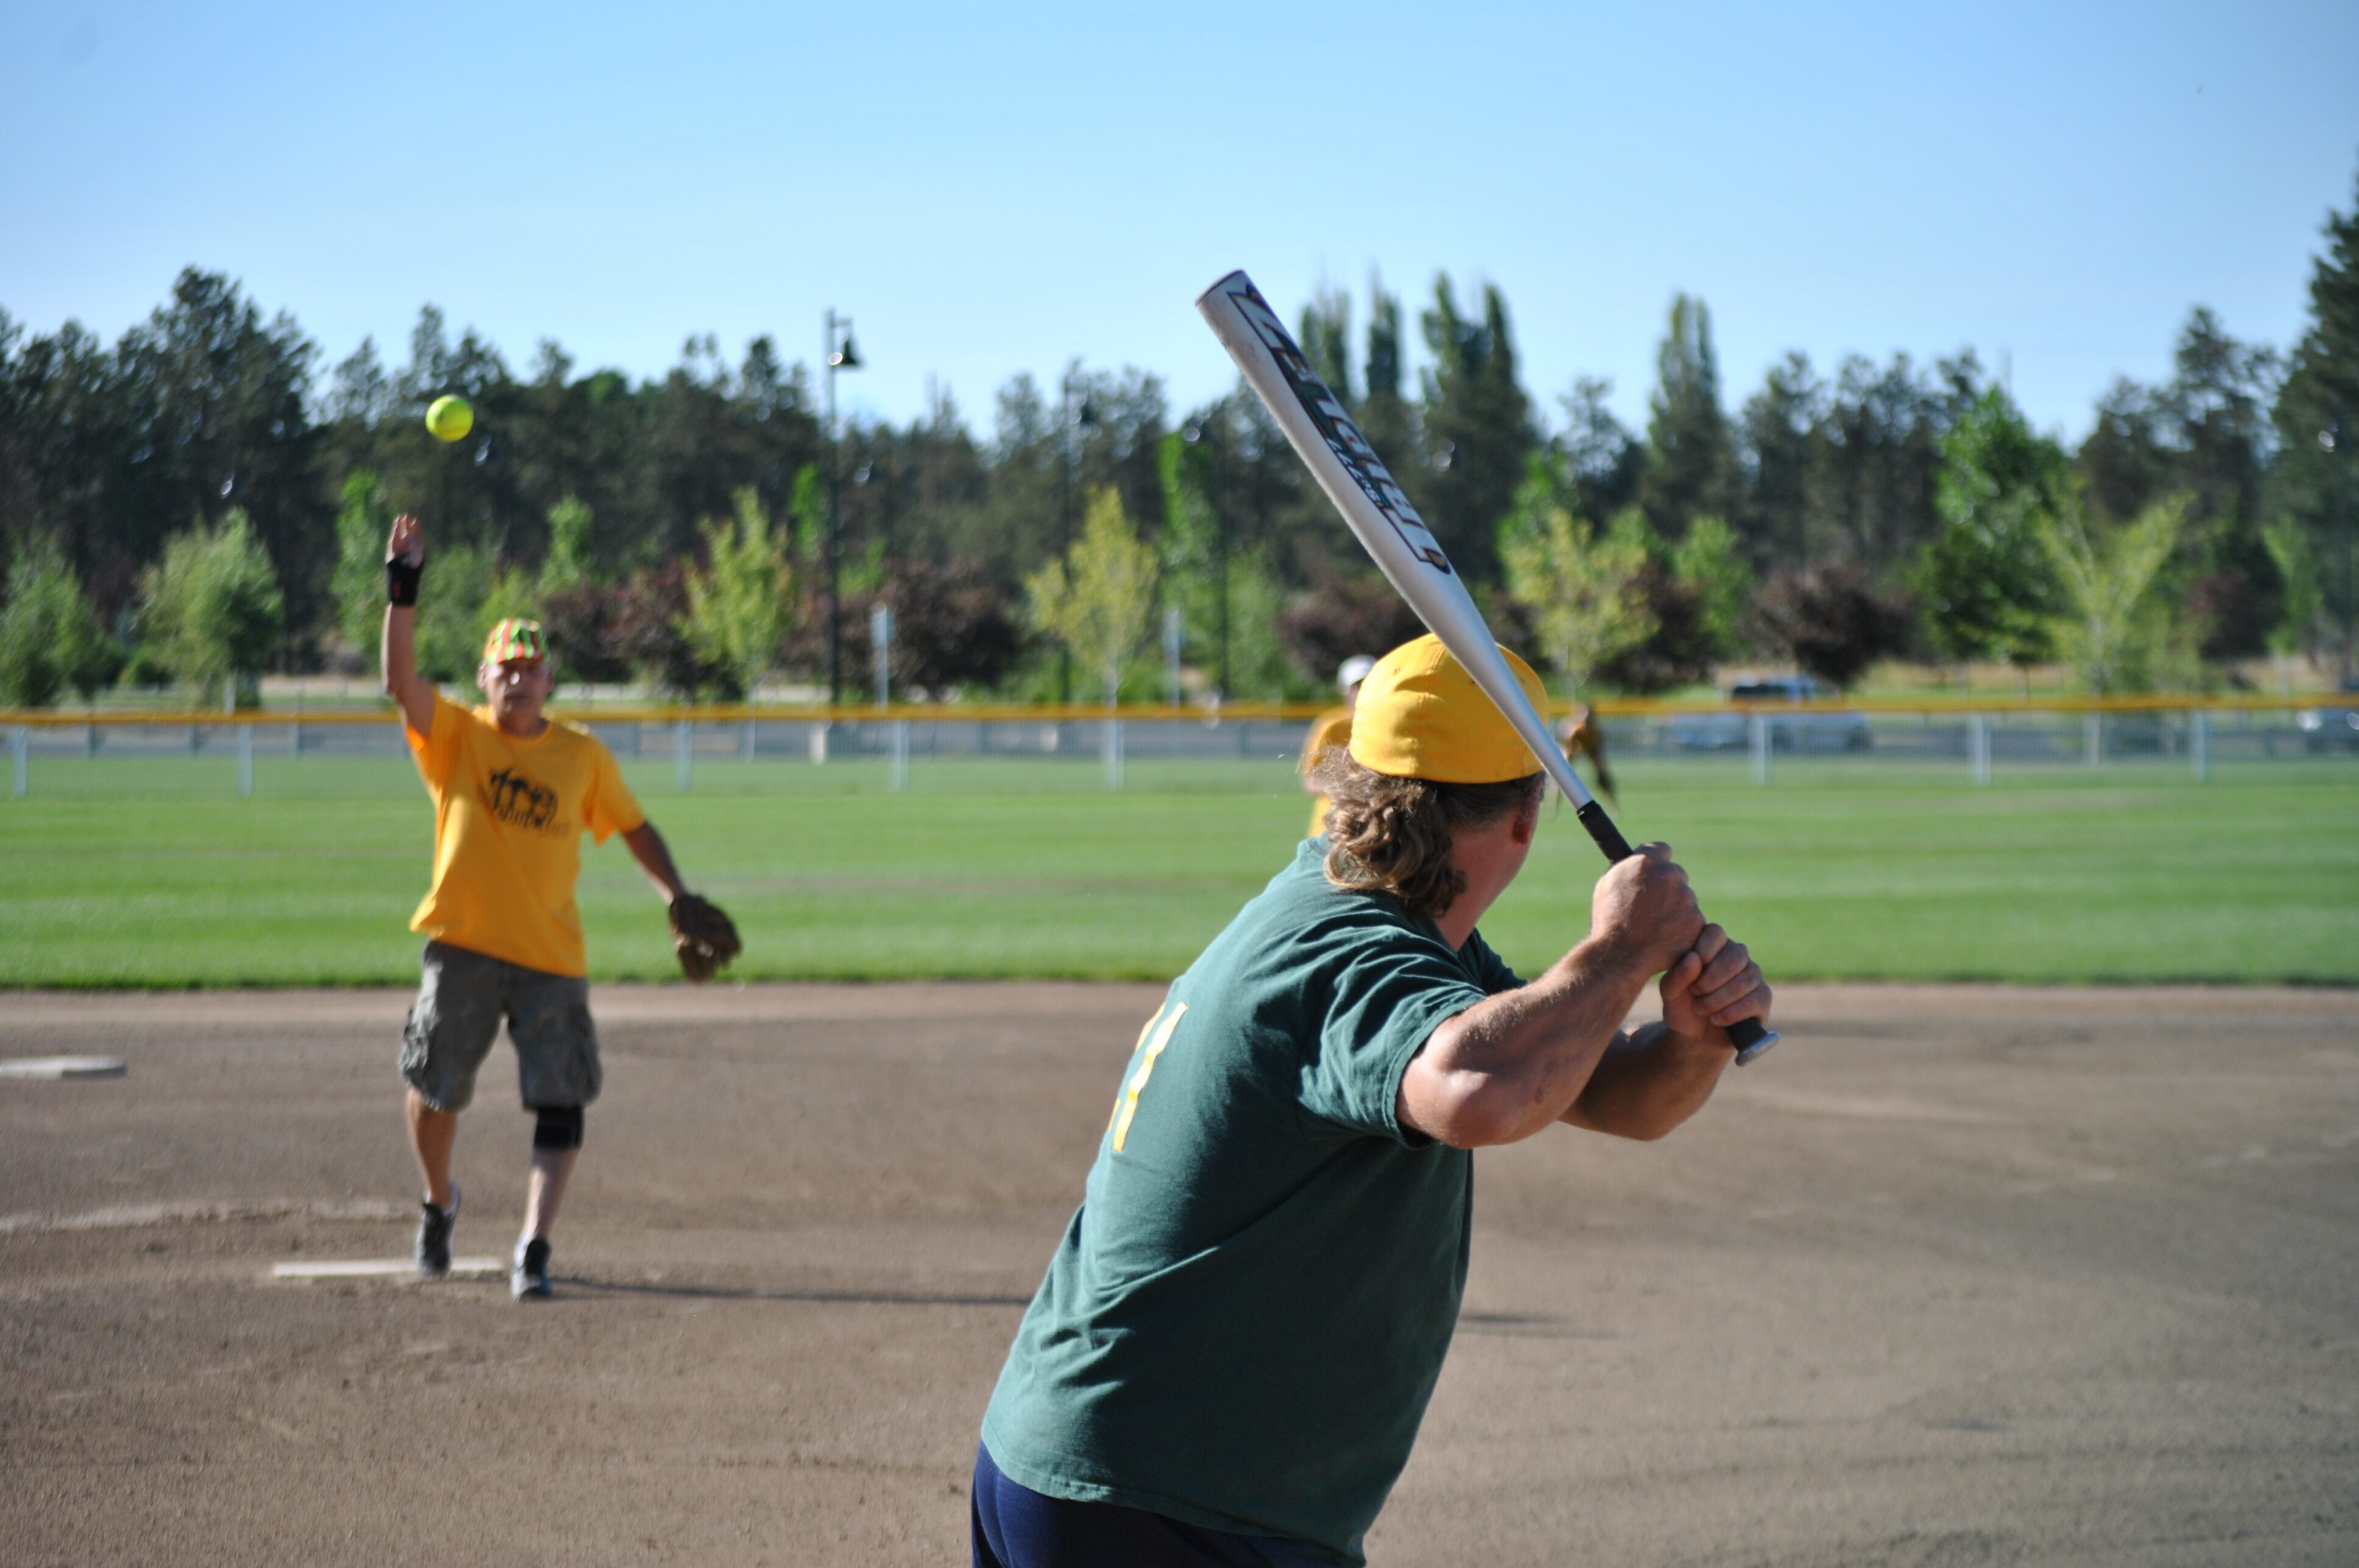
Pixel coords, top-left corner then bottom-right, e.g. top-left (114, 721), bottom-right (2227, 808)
top-left (1561, 1022), bottom-right (1730, 1141)
top-left (1403, 939), bottom-right (1653, 1147)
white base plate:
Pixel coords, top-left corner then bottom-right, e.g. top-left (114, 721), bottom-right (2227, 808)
top-left (272, 1257), bottom-right (505, 1279)
top-left (1, 1056), bottom-right (127, 1079)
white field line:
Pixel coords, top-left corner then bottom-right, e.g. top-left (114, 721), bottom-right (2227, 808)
top-left (0, 1056), bottom-right (127, 1079)
top-left (272, 1257), bottom-right (503, 1279)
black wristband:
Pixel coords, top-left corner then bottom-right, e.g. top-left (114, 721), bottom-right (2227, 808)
top-left (386, 557), bottom-right (421, 606)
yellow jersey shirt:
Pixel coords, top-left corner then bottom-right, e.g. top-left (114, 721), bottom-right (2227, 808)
top-left (406, 694), bottom-right (646, 977)
top-left (1299, 706), bottom-right (1354, 836)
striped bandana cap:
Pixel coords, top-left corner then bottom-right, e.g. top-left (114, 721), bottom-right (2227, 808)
top-left (482, 618), bottom-right (548, 664)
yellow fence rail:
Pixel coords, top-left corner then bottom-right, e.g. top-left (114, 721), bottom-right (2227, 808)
top-left (0, 691), bottom-right (2343, 728)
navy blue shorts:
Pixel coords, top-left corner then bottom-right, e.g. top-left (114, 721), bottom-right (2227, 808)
top-left (970, 1443), bottom-right (1342, 1568)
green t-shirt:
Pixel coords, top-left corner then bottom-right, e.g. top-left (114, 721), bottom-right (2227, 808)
top-left (980, 839), bottom-right (1523, 1564)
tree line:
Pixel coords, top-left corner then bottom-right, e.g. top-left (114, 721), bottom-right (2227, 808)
top-left (2, 164), bottom-right (2354, 708)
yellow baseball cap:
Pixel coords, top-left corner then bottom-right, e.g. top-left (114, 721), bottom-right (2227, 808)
top-left (1348, 634), bottom-right (1548, 784)
top-left (483, 618), bottom-right (548, 664)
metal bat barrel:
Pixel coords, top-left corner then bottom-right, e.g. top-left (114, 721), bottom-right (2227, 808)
top-left (1197, 268), bottom-right (1775, 1065)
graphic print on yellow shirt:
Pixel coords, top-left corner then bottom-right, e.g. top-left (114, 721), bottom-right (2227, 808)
top-left (407, 694), bottom-right (645, 976)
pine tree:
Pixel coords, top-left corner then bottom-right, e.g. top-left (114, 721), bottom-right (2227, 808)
top-left (2170, 308), bottom-right (2284, 662)
top-left (1735, 353), bottom-right (1823, 570)
top-left (2267, 166), bottom-right (2359, 676)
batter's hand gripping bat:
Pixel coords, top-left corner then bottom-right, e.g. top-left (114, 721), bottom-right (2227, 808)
top-left (1198, 269), bottom-right (1777, 1064)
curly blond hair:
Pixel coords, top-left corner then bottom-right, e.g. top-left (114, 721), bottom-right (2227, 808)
top-left (1310, 748), bottom-right (1544, 920)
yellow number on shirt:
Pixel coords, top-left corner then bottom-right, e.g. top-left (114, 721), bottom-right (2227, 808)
top-left (1109, 1001), bottom-right (1187, 1154)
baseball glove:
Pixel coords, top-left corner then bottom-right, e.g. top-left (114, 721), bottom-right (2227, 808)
top-left (668, 892), bottom-right (743, 983)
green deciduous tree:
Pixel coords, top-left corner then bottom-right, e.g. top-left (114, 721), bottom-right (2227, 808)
top-left (2040, 491), bottom-right (2186, 694)
top-left (2262, 517), bottom-right (2325, 669)
top-left (1156, 429), bottom-right (1225, 692)
top-left (539, 495), bottom-right (598, 593)
top-left (411, 542), bottom-right (493, 684)
top-left (1580, 505), bottom-right (1745, 694)
top-left (0, 537), bottom-right (119, 706)
top-left (1223, 546), bottom-right (1300, 701)
top-left (682, 487), bottom-right (792, 699)
top-left (478, 565), bottom-right (543, 643)
top-left (1026, 486), bottom-right (1159, 705)
top-left (1671, 515), bottom-right (1752, 660)
top-left (1498, 475), bottom-right (1654, 696)
top-left (136, 509), bottom-right (285, 706)
top-left (1917, 390), bottom-right (2067, 677)
top-left (330, 469), bottom-right (391, 667)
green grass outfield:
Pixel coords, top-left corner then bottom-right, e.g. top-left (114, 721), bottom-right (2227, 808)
top-left (2, 752), bottom-right (2355, 987)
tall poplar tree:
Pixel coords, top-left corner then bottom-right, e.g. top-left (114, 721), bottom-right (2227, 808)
top-left (1357, 279), bottom-right (1416, 479)
top-left (1417, 275), bottom-right (1532, 584)
top-left (1639, 294), bottom-right (1733, 542)
top-left (1298, 289), bottom-right (1353, 406)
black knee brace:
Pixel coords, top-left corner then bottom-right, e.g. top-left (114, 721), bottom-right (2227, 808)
top-left (531, 1104), bottom-right (584, 1151)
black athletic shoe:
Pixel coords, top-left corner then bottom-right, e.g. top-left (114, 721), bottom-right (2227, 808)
top-left (415, 1186), bottom-right (459, 1278)
top-left (512, 1236), bottom-right (553, 1301)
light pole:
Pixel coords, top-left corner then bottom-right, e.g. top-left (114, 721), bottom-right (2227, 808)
top-left (1056, 367), bottom-right (1100, 702)
top-left (1163, 605), bottom-right (1183, 708)
top-left (824, 309), bottom-right (861, 704)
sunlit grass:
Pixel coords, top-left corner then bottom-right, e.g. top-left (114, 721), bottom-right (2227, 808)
top-left (2, 752), bottom-right (2352, 987)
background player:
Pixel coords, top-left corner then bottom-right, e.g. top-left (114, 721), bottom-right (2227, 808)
top-left (1298, 653), bottom-right (1376, 836)
top-left (1558, 700), bottom-right (1618, 804)
top-left (381, 513), bottom-right (738, 1300)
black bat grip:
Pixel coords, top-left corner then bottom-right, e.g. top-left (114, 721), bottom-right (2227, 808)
top-left (1574, 802), bottom-right (1778, 1065)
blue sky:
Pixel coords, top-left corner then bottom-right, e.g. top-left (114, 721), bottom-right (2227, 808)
top-left (3, 1), bottom-right (2354, 443)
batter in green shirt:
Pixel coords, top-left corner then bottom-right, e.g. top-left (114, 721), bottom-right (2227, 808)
top-left (974, 634), bottom-right (1774, 1567)
top-left (982, 840), bottom-right (1518, 1561)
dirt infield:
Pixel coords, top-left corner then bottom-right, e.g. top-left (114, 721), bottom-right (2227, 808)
top-left (3, 983), bottom-right (2354, 1566)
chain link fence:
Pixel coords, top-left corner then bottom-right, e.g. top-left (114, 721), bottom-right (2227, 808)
top-left (6, 697), bottom-right (2355, 798)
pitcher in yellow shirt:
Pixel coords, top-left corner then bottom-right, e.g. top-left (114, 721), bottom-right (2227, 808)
top-left (381, 513), bottom-right (705, 1301)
